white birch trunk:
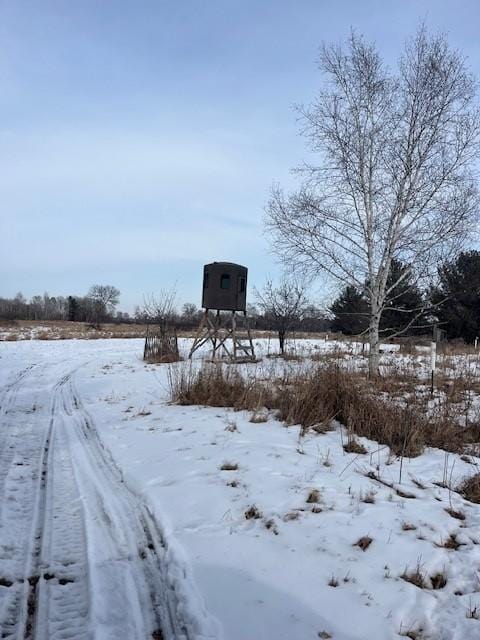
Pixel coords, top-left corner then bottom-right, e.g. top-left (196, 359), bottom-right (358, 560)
top-left (368, 307), bottom-right (381, 377)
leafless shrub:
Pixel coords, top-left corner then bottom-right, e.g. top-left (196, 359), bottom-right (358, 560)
top-left (457, 473), bottom-right (480, 504)
top-left (327, 575), bottom-right (339, 588)
top-left (142, 288), bottom-right (180, 363)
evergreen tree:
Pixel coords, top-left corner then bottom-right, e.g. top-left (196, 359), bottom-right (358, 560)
top-left (380, 260), bottom-right (424, 335)
top-left (67, 296), bottom-right (79, 322)
top-left (432, 251), bottom-right (480, 342)
top-left (331, 260), bottom-right (425, 336)
top-left (330, 286), bottom-right (369, 335)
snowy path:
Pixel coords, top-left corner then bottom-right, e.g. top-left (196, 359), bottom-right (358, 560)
top-left (0, 355), bottom-right (193, 640)
top-left (2, 339), bottom-right (480, 640)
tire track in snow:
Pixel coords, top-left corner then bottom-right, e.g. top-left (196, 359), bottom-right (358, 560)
top-left (0, 366), bottom-right (37, 411)
top-left (0, 362), bottom-right (217, 640)
top-left (59, 374), bottom-right (177, 640)
top-left (0, 364), bottom-right (51, 640)
top-left (22, 369), bottom-right (154, 640)
top-left (1, 365), bottom-right (173, 640)
top-left (0, 369), bottom-right (90, 640)
top-left (0, 364), bottom-right (41, 518)
top-left (33, 384), bottom-right (91, 640)
top-left (63, 373), bottom-right (218, 640)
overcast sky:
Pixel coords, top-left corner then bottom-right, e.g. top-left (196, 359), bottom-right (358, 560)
top-left (1, 0), bottom-right (479, 313)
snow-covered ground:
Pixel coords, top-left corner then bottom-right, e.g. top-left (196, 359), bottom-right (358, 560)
top-left (1, 338), bottom-right (480, 640)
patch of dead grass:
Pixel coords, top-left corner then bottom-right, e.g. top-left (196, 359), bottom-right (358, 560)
top-left (249, 410), bottom-right (268, 423)
top-left (401, 560), bottom-right (427, 589)
top-left (220, 462), bottom-right (238, 471)
top-left (457, 473), bottom-right (480, 504)
top-left (306, 489), bottom-right (321, 504)
top-left (354, 536), bottom-right (373, 551)
top-left (430, 572), bottom-right (448, 589)
top-left (245, 505), bottom-right (262, 520)
top-left (343, 438), bottom-right (367, 454)
top-left (361, 489), bottom-right (376, 504)
top-left (439, 533), bottom-right (463, 550)
top-left (283, 511), bottom-right (300, 522)
top-left (445, 507), bottom-right (466, 521)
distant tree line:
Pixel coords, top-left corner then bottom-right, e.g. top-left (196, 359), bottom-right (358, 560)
top-left (3, 252), bottom-right (478, 344)
top-left (134, 296), bottom-right (330, 337)
top-left (0, 285), bottom-right (123, 325)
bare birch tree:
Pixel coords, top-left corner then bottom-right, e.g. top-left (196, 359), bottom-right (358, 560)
top-left (266, 27), bottom-right (480, 375)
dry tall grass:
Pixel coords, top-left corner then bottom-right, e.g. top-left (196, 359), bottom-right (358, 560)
top-left (457, 473), bottom-right (480, 503)
top-left (168, 361), bottom-right (480, 458)
top-left (168, 363), bottom-right (275, 411)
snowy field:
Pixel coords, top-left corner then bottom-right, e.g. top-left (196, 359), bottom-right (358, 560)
top-left (1, 338), bottom-right (480, 640)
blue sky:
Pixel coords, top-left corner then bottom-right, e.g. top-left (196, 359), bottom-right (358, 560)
top-left (1, 1), bottom-right (479, 313)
